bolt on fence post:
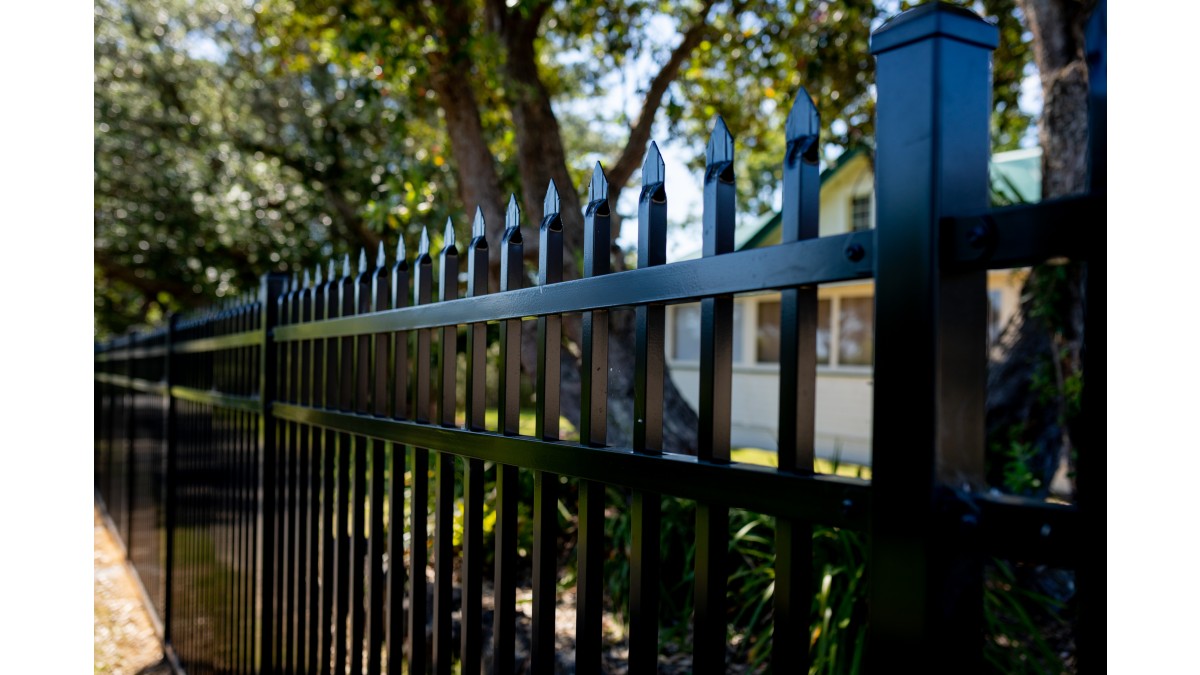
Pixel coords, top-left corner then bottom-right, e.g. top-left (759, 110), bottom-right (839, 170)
top-left (868, 4), bottom-right (997, 668)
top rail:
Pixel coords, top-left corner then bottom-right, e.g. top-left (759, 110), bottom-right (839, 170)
top-left (274, 231), bottom-right (874, 342)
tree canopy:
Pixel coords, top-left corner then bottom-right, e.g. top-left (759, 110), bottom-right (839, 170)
top-left (94, 0), bottom-right (1033, 336)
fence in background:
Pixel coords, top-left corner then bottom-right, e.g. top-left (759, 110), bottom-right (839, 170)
top-left (94, 3), bottom-right (1106, 673)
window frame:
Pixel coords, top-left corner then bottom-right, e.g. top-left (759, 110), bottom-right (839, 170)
top-left (667, 291), bottom-right (875, 374)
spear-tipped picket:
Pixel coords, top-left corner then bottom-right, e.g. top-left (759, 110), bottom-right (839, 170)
top-left (441, 217), bottom-right (457, 257)
top-left (348, 242), bottom-right (372, 675)
top-left (705, 115), bottom-right (735, 172)
top-left (643, 140), bottom-right (666, 186)
top-left (583, 162), bottom-right (610, 278)
top-left (494, 194), bottom-right (523, 674)
top-left (328, 259), bottom-right (337, 285)
top-left (435, 217), bottom-right (461, 673)
top-left (630, 138), bottom-right (668, 672)
top-left (385, 231), bottom-right (410, 674)
top-left (696, 113), bottom-right (736, 675)
top-left (461, 204), bottom-right (490, 673)
top-left (364, 244), bottom-right (391, 674)
top-left (543, 179), bottom-right (560, 222)
top-left (532, 178), bottom-right (564, 673)
top-left (342, 253), bottom-right (352, 279)
top-left (587, 161), bottom-right (608, 207)
top-left (703, 116), bottom-right (736, 257)
top-left (471, 206), bottom-right (486, 243)
top-left (504, 194), bottom-right (523, 245)
top-left (418, 226), bottom-right (431, 259)
top-left (314, 264), bottom-right (323, 287)
top-left (303, 269), bottom-right (312, 289)
top-left (773, 87), bottom-right (821, 675)
top-left (408, 219), bottom-right (434, 675)
top-left (786, 87), bottom-right (820, 145)
top-left (577, 161), bottom-right (612, 670)
top-left (638, 142), bottom-right (668, 270)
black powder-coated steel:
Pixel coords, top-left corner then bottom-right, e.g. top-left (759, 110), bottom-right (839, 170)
top-left (433, 226), bottom-right (458, 675)
top-left (531, 182), bottom-right (564, 675)
top-left (493, 198), bottom-right (524, 675)
top-left (868, 4), bottom-right (996, 668)
top-left (408, 238), bottom-right (433, 675)
top-left (461, 209), bottom-right (489, 675)
top-left (575, 164), bottom-right (610, 675)
top-left (385, 243), bottom-right (409, 675)
top-left (772, 89), bottom-right (821, 675)
top-left (628, 143), bottom-right (667, 673)
top-left (92, 6), bottom-right (1105, 671)
top-left (693, 118), bottom-right (736, 675)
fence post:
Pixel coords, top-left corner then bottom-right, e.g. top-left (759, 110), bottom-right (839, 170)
top-left (868, 4), bottom-right (997, 668)
top-left (256, 272), bottom-right (287, 674)
top-left (1080, 2), bottom-right (1105, 669)
top-left (163, 313), bottom-right (179, 648)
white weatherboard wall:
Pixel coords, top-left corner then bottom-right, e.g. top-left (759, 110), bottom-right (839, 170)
top-left (663, 147), bottom-right (1033, 467)
top-left (666, 290), bottom-right (875, 466)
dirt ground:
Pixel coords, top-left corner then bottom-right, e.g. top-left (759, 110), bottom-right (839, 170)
top-left (94, 506), bottom-right (172, 675)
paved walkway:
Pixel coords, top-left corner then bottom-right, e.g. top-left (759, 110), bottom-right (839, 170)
top-left (94, 505), bottom-right (172, 675)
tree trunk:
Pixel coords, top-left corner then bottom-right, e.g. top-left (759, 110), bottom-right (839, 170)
top-left (428, 66), bottom-right (507, 251)
top-left (988, 0), bottom-right (1092, 497)
top-left (490, 2), bottom-right (701, 453)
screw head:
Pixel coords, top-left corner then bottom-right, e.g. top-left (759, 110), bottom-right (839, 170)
top-left (844, 243), bottom-right (865, 262)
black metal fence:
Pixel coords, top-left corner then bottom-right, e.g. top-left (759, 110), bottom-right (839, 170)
top-left (94, 4), bottom-right (1105, 673)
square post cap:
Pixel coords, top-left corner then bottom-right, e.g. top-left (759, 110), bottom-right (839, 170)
top-left (870, 2), bottom-right (999, 54)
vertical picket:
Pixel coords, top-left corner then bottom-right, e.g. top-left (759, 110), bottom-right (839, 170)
top-left (772, 90), bottom-right (820, 674)
top-left (576, 164), bottom-right (611, 674)
top-left (493, 196), bottom-right (524, 675)
top-left (386, 237), bottom-right (411, 675)
top-left (461, 208), bottom-right (489, 674)
top-left (694, 117), bottom-right (736, 675)
top-left (433, 220), bottom-right (459, 674)
top-left (629, 142), bottom-right (667, 672)
top-left (409, 228), bottom-right (434, 675)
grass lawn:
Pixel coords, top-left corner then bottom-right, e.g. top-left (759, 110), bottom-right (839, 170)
top-left (731, 447), bottom-right (871, 479)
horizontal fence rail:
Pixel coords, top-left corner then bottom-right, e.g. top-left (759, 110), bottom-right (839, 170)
top-left (94, 3), bottom-right (1105, 673)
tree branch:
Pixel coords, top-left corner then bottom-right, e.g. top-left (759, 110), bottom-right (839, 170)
top-left (606, 0), bottom-right (718, 196)
top-left (95, 248), bottom-right (199, 301)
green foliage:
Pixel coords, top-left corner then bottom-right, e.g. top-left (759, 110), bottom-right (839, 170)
top-left (96, 0), bottom-right (1033, 337)
top-left (991, 423), bottom-right (1044, 495)
top-left (983, 560), bottom-right (1070, 674)
top-left (601, 489), bottom-right (869, 673)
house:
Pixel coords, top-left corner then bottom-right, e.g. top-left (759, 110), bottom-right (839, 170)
top-left (665, 148), bottom-right (1038, 465)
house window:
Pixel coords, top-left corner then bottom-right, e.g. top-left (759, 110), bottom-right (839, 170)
top-left (756, 301), bottom-right (780, 363)
top-left (757, 298), bottom-right (832, 365)
top-left (671, 303), bottom-right (745, 362)
top-left (837, 296), bottom-right (874, 366)
top-left (817, 299), bottom-right (831, 365)
top-left (851, 194), bottom-right (871, 232)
